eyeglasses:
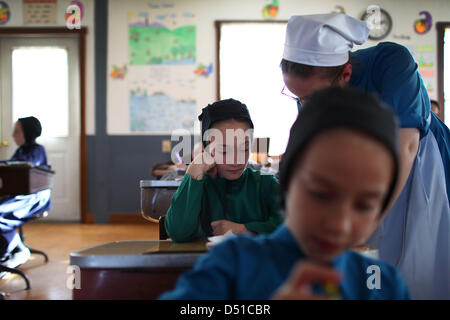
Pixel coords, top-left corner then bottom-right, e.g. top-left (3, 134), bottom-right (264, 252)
top-left (281, 85), bottom-right (309, 109)
top-left (281, 66), bottom-right (346, 108)
top-left (281, 85), bottom-right (298, 101)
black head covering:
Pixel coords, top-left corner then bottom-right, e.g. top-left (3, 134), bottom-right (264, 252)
top-left (279, 86), bottom-right (399, 213)
top-left (198, 98), bottom-right (254, 147)
top-left (18, 116), bottom-right (42, 144)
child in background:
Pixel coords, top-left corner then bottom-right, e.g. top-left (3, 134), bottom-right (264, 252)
top-left (164, 98), bottom-right (283, 242)
top-left (430, 99), bottom-right (440, 116)
top-left (0, 116), bottom-right (51, 269)
top-left (159, 87), bottom-right (410, 299)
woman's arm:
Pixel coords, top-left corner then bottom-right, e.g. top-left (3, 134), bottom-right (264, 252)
top-left (382, 128), bottom-right (419, 215)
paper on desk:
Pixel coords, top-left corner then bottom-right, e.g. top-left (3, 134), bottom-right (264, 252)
top-left (207, 230), bottom-right (235, 248)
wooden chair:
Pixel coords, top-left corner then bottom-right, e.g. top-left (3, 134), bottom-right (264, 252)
top-left (140, 180), bottom-right (181, 240)
top-left (19, 211), bottom-right (49, 263)
top-left (0, 163), bottom-right (54, 296)
top-left (250, 137), bottom-right (270, 165)
top-left (0, 211), bottom-right (49, 297)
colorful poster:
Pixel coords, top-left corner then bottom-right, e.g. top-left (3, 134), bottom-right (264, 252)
top-left (23, 0), bottom-right (57, 25)
top-left (129, 66), bottom-right (196, 133)
top-left (414, 11), bottom-right (432, 35)
top-left (127, 10), bottom-right (197, 133)
top-left (129, 11), bottom-right (196, 65)
top-left (0, 1), bottom-right (11, 25)
top-left (194, 63), bottom-right (213, 77)
top-left (262, 0), bottom-right (279, 19)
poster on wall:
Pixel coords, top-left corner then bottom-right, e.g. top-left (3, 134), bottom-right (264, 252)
top-left (407, 44), bottom-right (435, 95)
top-left (0, 1), bottom-right (11, 25)
top-left (127, 10), bottom-right (197, 134)
top-left (23, 0), bottom-right (57, 25)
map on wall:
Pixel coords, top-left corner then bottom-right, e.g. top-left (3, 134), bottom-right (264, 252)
top-left (128, 11), bottom-right (197, 133)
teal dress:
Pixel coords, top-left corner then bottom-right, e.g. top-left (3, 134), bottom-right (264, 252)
top-left (159, 224), bottom-right (410, 300)
top-left (349, 42), bottom-right (450, 299)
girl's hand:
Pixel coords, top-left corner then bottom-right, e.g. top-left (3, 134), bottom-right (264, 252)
top-left (187, 151), bottom-right (217, 180)
top-left (272, 261), bottom-right (341, 300)
top-left (211, 220), bottom-right (249, 235)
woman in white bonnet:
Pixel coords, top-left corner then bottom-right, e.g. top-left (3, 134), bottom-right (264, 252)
top-left (280, 13), bottom-right (450, 299)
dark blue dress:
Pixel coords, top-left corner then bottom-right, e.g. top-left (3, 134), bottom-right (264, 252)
top-left (0, 142), bottom-right (51, 255)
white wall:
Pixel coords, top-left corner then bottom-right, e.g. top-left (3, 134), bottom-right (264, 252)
top-left (2, 0), bottom-right (448, 135)
top-left (107, 0), bottom-right (450, 135)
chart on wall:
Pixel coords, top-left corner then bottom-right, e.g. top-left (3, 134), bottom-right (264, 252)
top-left (127, 10), bottom-right (197, 133)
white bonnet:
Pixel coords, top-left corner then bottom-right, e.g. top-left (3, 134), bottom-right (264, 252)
top-left (283, 14), bottom-right (370, 66)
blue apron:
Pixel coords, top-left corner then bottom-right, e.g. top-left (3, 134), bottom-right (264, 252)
top-left (367, 130), bottom-right (450, 299)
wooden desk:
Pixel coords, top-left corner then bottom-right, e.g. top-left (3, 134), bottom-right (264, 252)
top-left (69, 240), bottom-right (207, 300)
top-left (0, 162), bottom-right (54, 196)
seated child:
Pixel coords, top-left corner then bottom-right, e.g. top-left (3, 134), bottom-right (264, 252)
top-left (164, 98), bottom-right (283, 242)
top-left (0, 116), bottom-right (51, 269)
top-left (159, 87), bottom-right (410, 299)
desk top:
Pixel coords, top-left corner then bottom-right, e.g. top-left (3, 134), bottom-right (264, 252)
top-left (140, 180), bottom-right (182, 188)
top-left (70, 240), bottom-right (207, 269)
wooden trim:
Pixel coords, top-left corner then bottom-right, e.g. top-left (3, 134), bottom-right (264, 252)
top-left (215, 21), bottom-right (221, 101)
top-left (0, 27), bottom-right (87, 36)
top-left (436, 22), bottom-right (449, 122)
top-left (87, 213), bottom-right (154, 225)
top-left (109, 213), bottom-right (154, 224)
top-left (79, 30), bottom-right (88, 224)
top-left (85, 213), bottom-right (95, 224)
top-left (214, 20), bottom-right (288, 101)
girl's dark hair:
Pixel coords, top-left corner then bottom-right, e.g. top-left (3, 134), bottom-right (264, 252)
top-left (280, 58), bottom-right (351, 81)
top-left (430, 99), bottom-right (440, 110)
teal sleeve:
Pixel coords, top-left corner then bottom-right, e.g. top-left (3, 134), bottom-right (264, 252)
top-left (158, 239), bottom-right (237, 299)
top-left (244, 175), bottom-right (284, 234)
top-left (372, 42), bottom-right (430, 134)
top-left (164, 174), bottom-right (206, 242)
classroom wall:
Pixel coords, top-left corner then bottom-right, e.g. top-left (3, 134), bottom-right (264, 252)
top-left (96, 0), bottom-right (449, 223)
top-left (2, 0), bottom-right (449, 222)
top-left (106, 0), bottom-right (449, 135)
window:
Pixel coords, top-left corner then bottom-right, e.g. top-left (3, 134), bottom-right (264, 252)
top-left (12, 46), bottom-right (69, 137)
top-left (217, 21), bottom-right (297, 155)
top-left (444, 27), bottom-right (450, 125)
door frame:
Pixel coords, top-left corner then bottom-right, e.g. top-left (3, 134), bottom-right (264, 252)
top-left (437, 22), bottom-right (450, 123)
top-left (0, 27), bottom-right (88, 223)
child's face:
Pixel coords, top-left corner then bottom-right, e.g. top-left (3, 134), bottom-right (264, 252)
top-left (12, 121), bottom-right (26, 146)
top-left (210, 120), bottom-right (251, 180)
top-left (285, 129), bottom-right (394, 263)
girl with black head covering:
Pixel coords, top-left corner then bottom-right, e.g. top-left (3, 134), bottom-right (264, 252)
top-left (0, 116), bottom-right (51, 269)
top-left (165, 98), bottom-right (283, 242)
top-left (10, 116), bottom-right (48, 168)
top-left (160, 87), bottom-right (410, 300)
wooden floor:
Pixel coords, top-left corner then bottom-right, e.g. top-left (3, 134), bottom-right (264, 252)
top-left (0, 223), bottom-right (159, 300)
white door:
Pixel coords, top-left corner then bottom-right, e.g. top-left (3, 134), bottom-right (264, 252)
top-left (0, 36), bottom-right (80, 222)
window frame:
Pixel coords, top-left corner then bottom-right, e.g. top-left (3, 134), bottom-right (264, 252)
top-left (437, 22), bottom-right (450, 123)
